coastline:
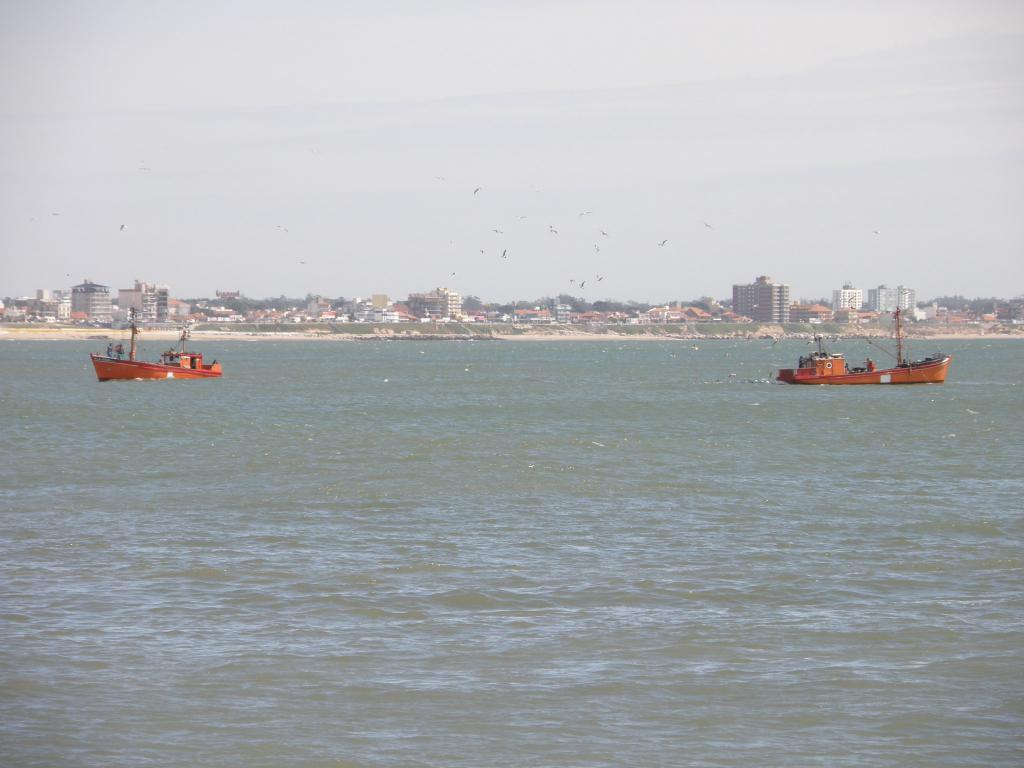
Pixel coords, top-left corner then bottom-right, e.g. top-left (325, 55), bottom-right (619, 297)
top-left (2, 326), bottom-right (1021, 342)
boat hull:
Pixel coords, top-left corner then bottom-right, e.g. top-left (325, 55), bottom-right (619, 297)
top-left (777, 356), bottom-right (951, 385)
top-left (91, 355), bottom-right (222, 381)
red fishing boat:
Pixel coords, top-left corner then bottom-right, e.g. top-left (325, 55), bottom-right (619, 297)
top-left (90, 310), bottom-right (222, 381)
top-left (777, 308), bottom-right (950, 385)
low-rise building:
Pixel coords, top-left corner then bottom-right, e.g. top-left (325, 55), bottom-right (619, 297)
top-left (790, 303), bottom-right (834, 323)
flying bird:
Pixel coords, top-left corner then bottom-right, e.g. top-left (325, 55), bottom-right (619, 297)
top-left (579, 281), bottom-right (586, 289)
top-left (119, 224), bottom-right (127, 231)
top-left (518, 215), bottom-right (528, 220)
top-left (473, 187), bottom-right (481, 195)
top-left (492, 228), bottom-right (503, 234)
top-left (658, 239), bottom-right (668, 247)
top-left (873, 230), bottom-right (880, 235)
top-left (703, 221), bottom-right (714, 229)
top-left (596, 274), bottom-right (604, 282)
top-left (600, 230), bottom-right (609, 236)
top-left (501, 249), bottom-right (508, 259)
top-left (579, 210), bottom-right (592, 217)
top-left (594, 244), bottom-right (600, 253)
top-left (549, 225), bottom-right (558, 235)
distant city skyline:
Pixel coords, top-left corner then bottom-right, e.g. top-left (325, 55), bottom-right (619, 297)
top-left (2, 2), bottom-right (1022, 300)
top-left (7, 272), bottom-right (1016, 309)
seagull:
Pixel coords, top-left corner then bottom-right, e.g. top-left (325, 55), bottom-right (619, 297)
top-left (492, 228), bottom-right (503, 234)
top-left (518, 215), bottom-right (528, 220)
top-left (119, 224), bottom-right (127, 231)
top-left (596, 274), bottom-right (604, 282)
top-left (501, 248), bottom-right (508, 259)
top-left (434, 176), bottom-right (446, 181)
top-left (600, 230), bottom-right (609, 237)
top-left (549, 225), bottom-right (558, 235)
top-left (473, 187), bottom-right (481, 195)
top-left (579, 210), bottom-right (592, 217)
top-left (703, 221), bottom-right (714, 229)
top-left (873, 230), bottom-right (880, 235)
top-left (51, 212), bottom-right (60, 216)
top-left (658, 239), bottom-right (668, 247)
top-left (579, 281), bottom-right (586, 289)
top-left (299, 260), bottom-right (306, 265)
top-left (594, 244), bottom-right (600, 253)
top-left (450, 271), bottom-right (456, 276)
top-left (479, 249), bottom-right (485, 255)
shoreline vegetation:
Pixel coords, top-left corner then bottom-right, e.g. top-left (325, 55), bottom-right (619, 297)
top-left (2, 322), bottom-right (1021, 342)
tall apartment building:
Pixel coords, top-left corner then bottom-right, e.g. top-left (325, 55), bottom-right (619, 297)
top-left (71, 280), bottom-right (113, 322)
top-left (118, 280), bottom-right (169, 322)
top-left (407, 287), bottom-right (462, 320)
top-left (732, 275), bottom-right (790, 323)
top-left (866, 284), bottom-right (915, 312)
top-left (867, 285), bottom-right (899, 312)
top-left (832, 283), bottom-right (863, 312)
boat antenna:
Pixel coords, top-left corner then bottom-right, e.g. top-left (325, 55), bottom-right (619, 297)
top-left (895, 307), bottom-right (905, 366)
top-left (178, 323), bottom-right (190, 355)
top-left (128, 307), bottom-right (138, 362)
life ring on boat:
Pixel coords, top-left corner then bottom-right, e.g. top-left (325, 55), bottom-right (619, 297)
top-left (825, 361), bottom-right (833, 369)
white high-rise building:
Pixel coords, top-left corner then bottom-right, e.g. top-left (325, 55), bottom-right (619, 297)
top-left (897, 285), bottom-right (916, 310)
top-left (832, 283), bottom-right (863, 312)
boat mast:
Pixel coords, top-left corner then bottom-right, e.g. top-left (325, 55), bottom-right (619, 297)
top-left (128, 308), bottom-right (138, 362)
top-left (894, 307), bottom-right (904, 366)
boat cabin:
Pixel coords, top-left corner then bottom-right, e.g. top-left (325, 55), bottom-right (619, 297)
top-left (161, 349), bottom-right (206, 370)
top-left (796, 351), bottom-right (847, 377)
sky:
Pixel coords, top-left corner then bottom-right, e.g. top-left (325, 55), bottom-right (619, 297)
top-left (1, 0), bottom-right (1022, 303)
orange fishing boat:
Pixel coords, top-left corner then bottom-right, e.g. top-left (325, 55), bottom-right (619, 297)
top-left (777, 308), bottom-right (950, 385)
top-left (90, 310), bottom-right (222, 381)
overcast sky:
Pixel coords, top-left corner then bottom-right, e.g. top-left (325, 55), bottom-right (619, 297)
top-left (1, 0), bottom-right (1022, 302)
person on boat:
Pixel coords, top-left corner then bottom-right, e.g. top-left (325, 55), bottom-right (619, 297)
top-left (866, 358), bottom-right (875, 372)
top-left (114, 343), bottom-right (124, 359)
top-left (106, 343), bottom-right (114, 357)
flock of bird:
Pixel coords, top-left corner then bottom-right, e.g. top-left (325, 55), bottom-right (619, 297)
top-left (242, 178), bottom-right (719, 294)
top-left (420, 181), bottom-right (724, 296)
top-left (48, 164), bottom-right (881, 299)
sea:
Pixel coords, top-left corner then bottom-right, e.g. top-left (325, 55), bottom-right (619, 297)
top-left (1, 336), bottom-right (1022, 767)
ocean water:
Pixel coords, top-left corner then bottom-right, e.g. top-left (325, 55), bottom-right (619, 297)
top-left (1, 336), bottom-right (1022, 767)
